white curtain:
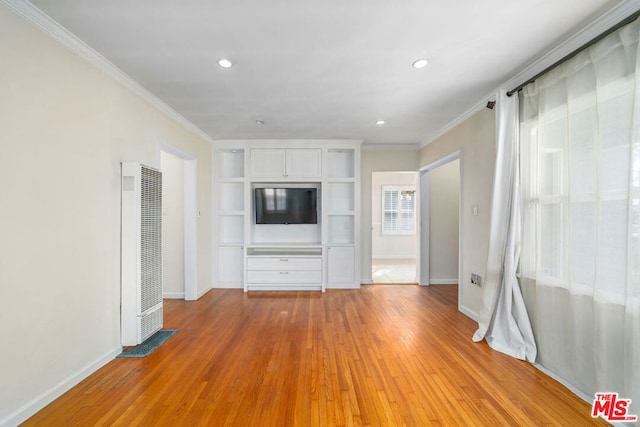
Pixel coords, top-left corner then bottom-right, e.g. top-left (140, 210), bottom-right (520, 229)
top-left (473, 89), bottom-right (537, 362)
top-left (519, 18), bottom-right (640, 408)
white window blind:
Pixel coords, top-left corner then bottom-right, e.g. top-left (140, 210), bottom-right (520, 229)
top-left (382, 186), bottom-right (415, 234)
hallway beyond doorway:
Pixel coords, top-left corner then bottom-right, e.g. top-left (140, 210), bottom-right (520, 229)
top-left (372, 258), bottom-right (416, 284)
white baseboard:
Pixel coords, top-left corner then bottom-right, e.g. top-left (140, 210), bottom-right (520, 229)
top-left (326, 283), bottom-right (361, 290)
top-left (360, 277), bottom-right (374, 285)
top-left (212, 283), bottom-right (243, 289)
top-left (429, 279), bottom-right (458, 285)
top-left (163, 292), bottom-right (185, 299)
top-left (459, 304), bottom-right (478, 321)
top-left (530, 363), bottom-right (626, 426)
top-left (0, 346), bottom-right (121, 427)
top-left (197, 286), bottom-right (212, 299)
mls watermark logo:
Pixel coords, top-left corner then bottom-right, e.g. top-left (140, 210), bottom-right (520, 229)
top-left (591, 392), bottom-right (637, 422)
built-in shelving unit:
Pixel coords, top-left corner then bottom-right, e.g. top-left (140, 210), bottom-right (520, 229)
top-left (323, 148), bottom-right (359, 287)
top-left (214, 148), bottom-right (246, 286)
top-left (213, 140), bottom-right (361, 291)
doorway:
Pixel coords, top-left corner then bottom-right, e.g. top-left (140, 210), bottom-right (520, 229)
top-left (419, 151), bottom-right (462, 307)
top-left (371, 171), bottom-right (418, 284)
top-left (160, 145), bottom-right (198, 300)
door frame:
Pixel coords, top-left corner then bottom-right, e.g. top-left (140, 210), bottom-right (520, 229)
top-left (160, 144), bottom-right (198, 301)
top-left (371, 171), bottom-right (420, 284)
top-left (418, 151), bottom-right (463, 308)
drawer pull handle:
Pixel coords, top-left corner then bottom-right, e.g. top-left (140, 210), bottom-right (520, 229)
top-left (280, 271), bottom-right (289, 275)
top-left (279, 259), bottom-right (289, 261)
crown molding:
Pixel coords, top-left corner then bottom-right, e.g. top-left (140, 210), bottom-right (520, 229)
top-left (362, 143), bottom-right (419, 151)
top-left (418, 97), bottom-right (491, 149)
top-left (420, 0), bottom-right (640, 148)
top-left (1, 0), bottom-right (214, 144)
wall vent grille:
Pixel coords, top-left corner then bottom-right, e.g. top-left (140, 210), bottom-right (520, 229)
top-left (140, 166), bottom-right (162, 312)
top-left (121, 162), bottom-right (163, 346)
top-left (141, 306), bottom-right (163, 342)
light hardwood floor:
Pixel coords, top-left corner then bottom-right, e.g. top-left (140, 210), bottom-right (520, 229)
top-left (24, 285), bottom-right (605, 426)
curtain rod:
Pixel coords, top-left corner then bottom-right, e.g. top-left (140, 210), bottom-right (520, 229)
top-left (507, 9), bottom-right (640, 97)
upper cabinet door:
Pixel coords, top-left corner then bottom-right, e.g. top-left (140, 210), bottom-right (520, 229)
top-left (250, 148), bottom-right (321, 179)
top-left (250, 149), bottom-right (286, 178)
top-left (285, 149), bottom-right (321, 178)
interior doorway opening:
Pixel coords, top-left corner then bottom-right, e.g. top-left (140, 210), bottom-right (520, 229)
top-left (160, 145), bottom-right (198, 300)
top-left (371, 171), bottom-right (418, 284)
top-left (161, 151), bottom-right (186, 299)
top-left (419, 151), bottom-right (462, 309)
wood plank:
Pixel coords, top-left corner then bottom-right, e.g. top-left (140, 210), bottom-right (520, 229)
top-left (23, 285), bottom-right (607, 426)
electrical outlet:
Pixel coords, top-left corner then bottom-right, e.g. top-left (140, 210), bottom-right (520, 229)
top-left (471, 273), bottom-right (482, 286)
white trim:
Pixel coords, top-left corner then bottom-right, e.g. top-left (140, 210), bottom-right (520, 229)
top-left (0, 346), bottom-right (121, 427)
top-left (1, 0), bottom-right (213, 145)
top-left (159, 144), bottom-right (198, 302)
top-left (419, 151), bottom-right (464, 315)
top-left (531, 364), bottom-right (627, 427)
top-left (361, 278), bottom-right (374, 285)
top-left (212, 283), bottom-right (243, 289)
top-left (499, 2), bottom-right (640, 95)
top-left (326, 283), bottom-right (361, 290)
top-left (197, 286), bottom-right (212, 299)
top-left (418, 170), bottom-right (430, 286)
top-left (429, 279), bottom-right (458, 285)
top-left (214, 139), bottom-right (362, 147)
top-left (183, 160), bottom-right (198, 301)
top-left (163, 292), bottom-right (185, 299)
top-left (419, 151), bottom-right (463, 172)
top-left (362, 143), bottom-right (419, 151)
top-left (420, 1), bottom-right (640, 148)
top-left (532, 363), bottom-right (592, 402)
top-left (420, 99), bottom-right (490, 148)
top-left (459, 304), bottom-right (478, 321)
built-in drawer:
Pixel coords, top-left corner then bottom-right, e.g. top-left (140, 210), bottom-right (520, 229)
top-left (247, 257), bottom-right (321, 271)
top-left (247, 270), bottom-right (322, 284)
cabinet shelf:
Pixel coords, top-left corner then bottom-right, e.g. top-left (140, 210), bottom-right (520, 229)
top-left (327, 215), bottom-right (355, 244)
top-left (217, 149), bottom-right (245, 179)
top-left (327, 149), bottom-right (355, 178)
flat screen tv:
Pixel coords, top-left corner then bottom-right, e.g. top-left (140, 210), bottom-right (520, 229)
top-left (255, 188), bottom-right (318, 224)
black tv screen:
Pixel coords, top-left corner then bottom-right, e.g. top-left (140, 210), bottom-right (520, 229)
top-left (255, 188), bottom-right (318, 224)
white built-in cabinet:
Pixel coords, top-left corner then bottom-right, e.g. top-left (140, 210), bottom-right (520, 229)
top-left (215, 149), bottom-right (245, 287)
top-left (213, 141), bottom-right (361, 291)
top-left (327, 246), bottom-right (355, 285)
top-left (250, 148), bottom-right (322, 179)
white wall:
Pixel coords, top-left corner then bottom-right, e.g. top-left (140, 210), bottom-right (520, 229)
top-left (371, 172), bottom-right (417, 259)
top-left (420, 109), bottom-right (496, 318)
top-left (0, 5), bottom-right (212, 425)
top-left (161, 151), bottom-right (185, 298)
top-left (429, 159), bottom-right (460, 284)
top-left (361, 149), bottom-right (419, 283)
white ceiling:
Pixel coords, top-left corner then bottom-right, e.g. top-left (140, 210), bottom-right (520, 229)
top-left (28, 0), bottom-right (623, 145)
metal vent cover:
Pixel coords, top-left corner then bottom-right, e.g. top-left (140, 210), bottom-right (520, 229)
top-left (140, 306), bottom-right (163, 342)
top-left (140, 166), bottom-right (162, 312)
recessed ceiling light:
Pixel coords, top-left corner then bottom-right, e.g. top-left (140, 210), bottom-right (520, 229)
top-left (217, 58), bottom-right (233, 68)
top-left (376, 120), bottom-right (385, 125)
top-left (412, 58), bottom-right (428, 69)
top-left (255, 120), bottom-right (265, 125)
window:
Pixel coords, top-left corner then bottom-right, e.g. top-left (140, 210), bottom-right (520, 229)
top-left (520, 77), bottom-right (637, 301)
top-left (382, 186), bottom-right (415, 234)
